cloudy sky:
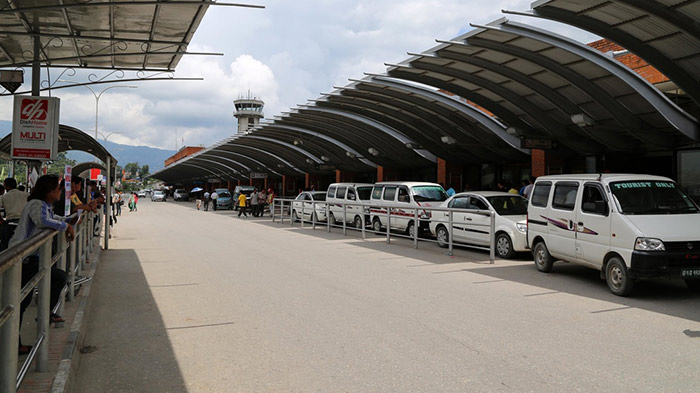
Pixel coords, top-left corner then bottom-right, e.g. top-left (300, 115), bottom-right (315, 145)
top-left (0, 0), bottom-right (598, 150)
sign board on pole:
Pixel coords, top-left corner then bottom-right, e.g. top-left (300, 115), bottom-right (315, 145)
top-left (250, 172), bottom-right (267, 179)
top-left (90, 168), bottom-right (101, 181)
top-left (11, 96), bottom-right (60, 160)
top-left (64, 165), bottom-right (72, 217)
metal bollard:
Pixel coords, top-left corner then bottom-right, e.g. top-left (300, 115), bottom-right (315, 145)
top-left (361, 205), bottom-right (366, 240)
top-left (413, 208), bottom-right (419, 249)
top-left (386, 208), bottom-right (391, 244)
top-left (342, 203), bottom-right (347, 236)
top-left (36, 241), bottom-right (52, 371)
top-left (448, 210), bottom-right (454, 257)
top-left (489, 211), bottom-right (496, 264)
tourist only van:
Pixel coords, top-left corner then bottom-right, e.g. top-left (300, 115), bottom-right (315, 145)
top-left (326, 183), bottom-right (374, 228)
top-left (527, 174), bottom-right (700, 296)
top-left (369, 182), bottom-right (447, 236)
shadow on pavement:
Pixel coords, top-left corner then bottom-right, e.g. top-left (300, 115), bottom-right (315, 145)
top-left (253, 217), bottom-right (700, 323)
top-left (72, 249), bottom-right (188, 393)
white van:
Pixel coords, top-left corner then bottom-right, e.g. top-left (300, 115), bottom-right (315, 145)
top-left (527, 174), bottom-right (700, 296)
top-left (326, 183), bottom-right (374, 228)
top-left (369, 182), bottom-right (447, 236)
top-left (429, 191), bottom-right (529, 258)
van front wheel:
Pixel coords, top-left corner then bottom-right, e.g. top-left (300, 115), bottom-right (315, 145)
top-left (606, 257), bottom-right (634, 296)
top-left (533, 242), bottom-right (554, 273)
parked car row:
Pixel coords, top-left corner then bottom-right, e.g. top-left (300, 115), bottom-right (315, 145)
top-left (285, 174), bottom-right (700, 296)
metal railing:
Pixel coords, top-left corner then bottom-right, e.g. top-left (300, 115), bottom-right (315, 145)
top-left (0, 211), bottom-right (99, 393)
top-left (271, 198), bottom-right (496, 263)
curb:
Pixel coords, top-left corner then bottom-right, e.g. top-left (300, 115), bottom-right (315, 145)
top-left (50, 245), bottom-right (101, 393)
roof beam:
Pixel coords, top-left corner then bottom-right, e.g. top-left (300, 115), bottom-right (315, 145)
top-left (0, 1), bottom-right (265, 15)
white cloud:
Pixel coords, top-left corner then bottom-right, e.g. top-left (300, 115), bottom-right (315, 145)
top-left (0, 0), bottom-right (600, 152)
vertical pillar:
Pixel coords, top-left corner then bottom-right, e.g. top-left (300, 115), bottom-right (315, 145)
top-left (264, 178), bottom-right (268, 190)
top-left (282, 175), bottom-right (286, 197)
top-left (336, 170), bottom-right (342, 183)
top-left (531, 149), bottom-right (546, 177)
top-left (377, 166), bottom-right (384, 182)
top-left (105, 156), bottom-right (111, 249)
top-left (437, 158), bottom-right (447, 186)
top-left (305, 173), bottom-right (310, 189)
top-left (249, 177), bottom-right (253, 186)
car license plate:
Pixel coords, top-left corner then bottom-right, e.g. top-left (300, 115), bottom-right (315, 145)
top-left (681, 269), bottom-right (700, 278)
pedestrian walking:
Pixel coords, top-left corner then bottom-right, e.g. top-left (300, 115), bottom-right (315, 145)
top-left (196, 192), bottom-right (202, 210)
top-left (211, 191), bottom-right (218, 211)
top-left (237, 192), bottom-right (248, 217)
top-left (133, 193), bottom-right (138, 211)
top-left (250, 188), bottom-right (259, 217)
top-left (203, 190), bottom-right (210, 211)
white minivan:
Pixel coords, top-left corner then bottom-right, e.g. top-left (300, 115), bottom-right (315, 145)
top-left (429, 191), bottom-right (528, 258)
top-left (527, 174), bottom-right (700, 296)
top-left (326, 183), bottom-right (374, 228)
top-left (369, 182), bottom-right (447, 236)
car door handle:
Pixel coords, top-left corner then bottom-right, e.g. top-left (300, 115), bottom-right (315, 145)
top-left (465, 217), bottom-right (472, 221)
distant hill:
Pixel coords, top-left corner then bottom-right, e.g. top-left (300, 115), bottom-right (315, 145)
top-left (0, 120), bottom-right (175, 171)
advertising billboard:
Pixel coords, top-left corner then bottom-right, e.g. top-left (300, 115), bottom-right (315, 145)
top-left (11, 96), bottom-right (60, 160)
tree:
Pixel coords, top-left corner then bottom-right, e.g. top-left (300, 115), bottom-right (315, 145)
top-left (46, 152), bottom-right (77, 177)
top-left (140, 164), bottom-right (149, 177)
top-left (124, 162), bottom-right (140, 178)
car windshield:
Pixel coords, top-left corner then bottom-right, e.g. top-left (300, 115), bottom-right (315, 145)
top-left (312, 193), bottom-right (327, 201)
top-left (175, 189), bottom-right (185, 193)
top-left (412, 186), bottom-right (448, 202)
top-left (486, 195), bottom-right (529, 216)
top-left (154, 191), bottom-right (163, 195)
top-left (610, 181), bottom-right (699, 215)
top-left (218, 192), bottom-right (231, 198)
top-left (357, 186), bottom-right (373, 201)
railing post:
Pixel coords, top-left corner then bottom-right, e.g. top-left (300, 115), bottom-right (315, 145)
top-left (361, 204), bottom-right (366, 240)
top-left (68, 235), bottom-right (76, 302)
top-left (289, 200), bottom-right (293, 227)
top-left (327, 202), bottom-right (331, 233)
top-left (386, 207), bottom-right (391, 244)
top-left (0, 263), bottom-right (21, 393)
top-left (448, 210), bottom-right (454, 257)
top-left (489, 211), bottom-right (496, 264)
top-left (272, 199), bottom-right (276, 223)
top-left (36, 242), bottom-right (52, 372)
top-left (75, 224), bottom-right (82, 278)
top-left (312, 202), bottom-right (316, 230)
top-left (413, 208), bottom-right (419, 249)
top-left (301, 202), bottom-right (305, 229)
top-left (342, 203), bottom-right (347, 236)
top-left (56, 234), bottom-right (67, 316)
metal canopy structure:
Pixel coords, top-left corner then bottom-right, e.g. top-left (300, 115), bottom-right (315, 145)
top-left (0, 124), bottom-right (115, 163)
top-left (152, 12), bottom-right (700, 186)
top-left (519, 0), bottom-right (700, 108)
top-left (0, 0), bottom-right (263, 70)
top-left (386, 18), bottom-right (699, 154)
top-left (73, 161), bottom-right (107, 178)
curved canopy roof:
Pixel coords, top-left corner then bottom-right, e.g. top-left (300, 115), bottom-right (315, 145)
top-left (73, 161), bottom-right (106, 179)
top-left (0, 124), bottom-right (116, 164)
top-left (523, 0), bottom-right (700, 108)
top-left (152, 14), bottom-right (700, 185)
top-left (386, 18), bottom-right (699, 154)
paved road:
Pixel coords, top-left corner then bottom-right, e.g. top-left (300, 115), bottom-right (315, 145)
top-left (73, 199), bottom-right (700, 393)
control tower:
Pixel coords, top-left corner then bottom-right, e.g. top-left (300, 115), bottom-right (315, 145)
top-left (234, 93), bottom-right (264, 134)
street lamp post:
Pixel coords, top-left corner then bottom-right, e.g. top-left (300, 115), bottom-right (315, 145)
top-left (81, 85), bottom-right (137, 140)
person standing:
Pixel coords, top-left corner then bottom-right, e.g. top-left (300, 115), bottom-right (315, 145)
top-left (523, 176), bottom-right (536, 199)
top-left (266, 188), bottom-right (275, 217)
top-left (250, 188), bottom-right (259, 217)
top-left (211, 191), bottom-right (218, 211)
top-left (446, 185), bottom-right (456, 197)
top-left (257, 189), bottom-right (267, 217)
top-left (203, 190), bottom-right (210, 211)
top-left (237, 192), bottom-right (248, 217)
top-left (11, 175), bottom-right (75, 354)
top-left (0, 177), bottom-right (29, 251)
top-left (133, 192), bottom-right (138, 211)
top-left (195, 192), bottom-right (202, 210)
